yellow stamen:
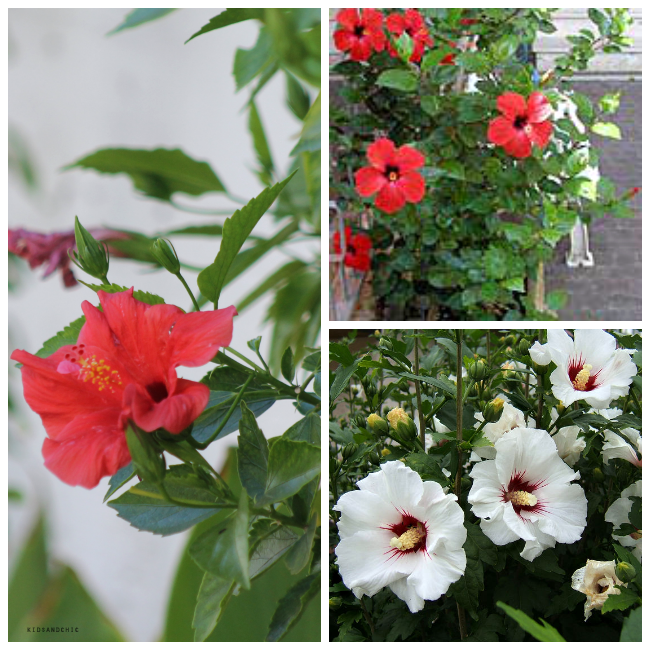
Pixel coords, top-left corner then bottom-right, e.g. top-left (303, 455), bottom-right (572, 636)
top-left (572, 364), bottom-right (593, 391)
top-left (389, 527), bottom-right (425, 551)
top-left (78, 355), bottom-right (123, 394)
top-left (388, 172), bottom-right (398, 182)
top-left (630, 530), bottom-right (642, 540)
top-left (508, 490), bottom-right (538, 507)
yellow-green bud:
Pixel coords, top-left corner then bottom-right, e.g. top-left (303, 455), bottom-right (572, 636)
top-left (483, 397), bottom-right (505, 423)
top-left (468, 359), bottom-right (487, 381)
top-left (593, 467), bottom-right (605, 482)
top-left (368, 451), bottom-right (381, 465)
top-left (329, 597), bottom-right (342, 609)
top-left (556, 401), bottom-right (566, 416)
top-left (378, 337), bottom-right (393, 350)
top-left (518, 338), bottom-right (530, 356)
top-left (367, 413), bottom-right (389, 436)
top-left (342, 442), bottom-right (358, 460)
top-left (380, 448), bottom-right (391, 457)
top-left (69, 215), bottom-right (110, 282)
top-left (374, 330), bottom-right (381, 337)
top-left (353, 414), bottom-right (366, 428)
top-left (387, 407), bottom-right (417, 440)
top-left (616, 561), bottom-right (636, 583)
top-left (151, 238), bottom-right (181, 275)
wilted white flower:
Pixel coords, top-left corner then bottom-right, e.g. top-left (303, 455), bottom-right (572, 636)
top-left (604, 480), bottom-right (642, 562)
top-left (468, 428), bottom-right (587, 561)
top-left (571, 559), bottom-right (626, 620)
top-left (334, 461), bottom-right (467, 613)
top-left (529, 329), bottom-right (637, 408)
top-left (603, 429), bottom-right (642, 467)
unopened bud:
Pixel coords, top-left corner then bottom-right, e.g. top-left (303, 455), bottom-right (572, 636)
top-left (468, 359), bottom-right (487, 381)
top-left (593, 467), bottom-right (605, 482)
top-left (342, 442), bottom-right (358, 460)
top-left (616, 561), bottom-right (636, 583)
top-left (70, 216), bottom-right (110, 282)
top-left (505, 335), bottom-right (516, 346)
top-left (378, 337), bottom-right (393, 350)
top-left (380, 448), bottom-right (391, 457)
top-left (368, 451), bottom-right (381, 465)
top-left (387, 407), bottom-right (417, 439)
top-left (151, 238), bottom-right (181, 275)
top-left (556, 401), bottom-right (566, 416)
top-left (532, 361), bottom-right (549, 375)
top-left (329, 597), bottom-right (342, 609)
top-left (353, 414), bottom-right (366, 429)
top-left (367, 413), bottom-right (389, 436)
top-left (330, 457), bottom-right (341, 475)
top-left (483, 397), bottom-right (505, 423)
top-left (518, 339), bottom-right (530, 356)
top-left (374, 330), bottom-right (381, 337)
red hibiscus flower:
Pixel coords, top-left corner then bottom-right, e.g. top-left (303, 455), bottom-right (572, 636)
top-left (333, 9), bottom-right (386, 62)
top-left (487, 91), bottom-right (553, 159)
top-left (11, 288), bottom-right (236, 488)
top-left (355, 138), bottom-right (426, 214)
top-left (333, 226), bottom-right (372, 273)
top-left (386, 9), bottom-right (433, 63)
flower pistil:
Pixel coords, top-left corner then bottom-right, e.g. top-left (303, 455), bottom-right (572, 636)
top-left (390, 524), bottom-right (426, 551)
top-left (507, 490), bottom-right (538, 507)
top-left (572, 363), bottom-right (593, 391)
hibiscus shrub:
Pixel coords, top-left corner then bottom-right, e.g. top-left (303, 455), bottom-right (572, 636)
top-left (329, 328), bottom-right (641, 642)
top-left (330, 9), bottom-right (637, 319)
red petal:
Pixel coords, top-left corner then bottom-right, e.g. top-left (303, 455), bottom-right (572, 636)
top-left (396, 172), bottom-right (425, 203)
top-left (42, 410), bottom-right (130, 488)
top-left (336, 9), bottom-right (359, 31)
top-left (349, 38), bottom-right (373, 61)
top-left (361, 9), bottom-right (384, 29)
top-left (503, 131), bottom-right (532, 159)
top-left (405, 9), bottom-right (425, 31)
top-left (124, 379), bottom-right (210, 434)
top-left (487, 116), bottom-right (516, 146)
top-left (355, 167), bottom-right (387, 197)
top-left (530, 121), bottom-right (553, 148)
top-left (375, 183), bottom-right (406, 214)
top-left (497, 92), bottom-right (527, 120)
top-left (367, 138), bottom-right (396, 169)
top-left (386, 13), bottom-right (405, 34)
top-left (527, 92), bottom-right (553, 123)
top-left (395, 145), bottom-right (425, 172)
top-left (333, 30), bottom-right (356, 52)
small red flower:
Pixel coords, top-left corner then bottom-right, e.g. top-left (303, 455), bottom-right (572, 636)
top-left (487, 92), bottom-right (553, 159)
top-left (460, 18), bottom-right (479, 26)
top-left (333, 226), bottom-right (372, 273)
top-left (355, 138), bottom-right (426, 215)
top-left (11, 289), bottom-right (236, 488)
top-left (333, 9), bottom-right (386, 62)
top-left (386, 9), bottom-right (433, 63)
top-left (630, 187), bottom-right (641, 197)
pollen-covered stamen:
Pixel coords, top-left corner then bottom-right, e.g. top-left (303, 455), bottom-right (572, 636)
top-left (78, 354), bottom-right (123, 393)
top-left (507, 490), bottom-right (538, 507)
top-left (572, 364), bottom-right (593, 391)
top-left (390, 525), bottom-right (425, 551)
top-left (630, 530), bottom-right (642, 540)
top-left (385, 165), bottom-right (400, 183)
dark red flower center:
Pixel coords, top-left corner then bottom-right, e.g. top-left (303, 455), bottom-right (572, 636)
top-left (385, 165), bottom-right (400, 182)
top-left (146, 381), bottom-right (169, 403)
top-left (567, 356), bottom-right (600, 392)
top-left (353, 24), bottom-right (367, 38)
top-left (500, 471), bottom-right (546, 517)
top-left (514, 115), bottom-right (529, 130)
top-left (383, 511), bottom-right (428, 556)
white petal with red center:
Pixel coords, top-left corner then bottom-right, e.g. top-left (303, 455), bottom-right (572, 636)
top-left (335, 489), bottom-right (402, 539)
top-left (573, 329), bottom-right (617, 370)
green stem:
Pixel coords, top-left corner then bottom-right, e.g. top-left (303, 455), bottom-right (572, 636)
top-left (413, 330), bottom-right (426, 450)
top-left (225, 347), bottom-right (266, 373)
top-left (176, 272), bottom-right (201, 312)
top-left (536, 329), bottom-right (544, 428)
top-left (158, 483), bottom-right (234, 509)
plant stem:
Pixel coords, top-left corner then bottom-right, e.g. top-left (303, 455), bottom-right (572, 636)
top-left (454, 329), bottom-right (468, 641)
top-left (413, 331), bottom-right (427, 450)
top-left (536, 329), bottom-right (544, 428)
top-left (176, 271), bottom-right (201, 312)
top-left (360, 596), bottom-right (375, 637)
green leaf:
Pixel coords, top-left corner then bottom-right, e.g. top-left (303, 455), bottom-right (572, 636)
top-left (620, 607), bottom-right (642, 642)
top-left (65, 148), bottom-right (225, 201)
top-left (192, 573), bottom-right (234, 642)
top-left (420, 95), bottom-right (440, 116)
top-left (497, 601), bottom-right (565, 642)
top-left (330, 360), bottom-right (360, 404)
top-left (464, 521), bottom-right (498, 566)
top-left (233, 28), bottom-right (273, 90)
top-left (281, 346), bottom-right (295, 382)
top-left (284, 514), bottom-right (317, 574)
top-left (80, 282), bottom-right (166, 305)
top-left (449, 556), bottom-right (483, 614)
top-left (108, 8), bottom-right (176, 35)
top-left (266, 572), bottom-right (320, 641)
top-left (546, 290), bottom-right (568, 311)
top-left (290, 92), bottom-right (321, 155)
top-left (103, 462), bottom-right (136, 502)
top-left (257, 439), bottom-right (320, 506)
top-left (399, 371), bottom-right (457, 397)
top-left (35, 315), bottom-right (85, 358)
top-left (189, 490), bottom-right (250, 588)
top-left (599, 92), bottom-right (621, 114)
top-left (600, 585), bottom-right (640, 614)
top-left (285, 73), bottom-right (310, 120)
top-left (283, 413), bottom-right (320, 445)
top-left (592, 122), bottom-right (622, 139)
top-left (186, 8), bottom-right (263, 43)
top-left (376, 69), bottom-right (419, 92)
top-left (237, 402), bottom-right (269, 501)
top-left (249, 523), bottom-right (299, 580)
top-left (403, 453), bottom-right (450, 487)
top-left (197, 173), bottom-right (296, 305)
top-left (108, 465), bottom-right (223, 536)
top-left (248, 100), bottom-right (274, 184)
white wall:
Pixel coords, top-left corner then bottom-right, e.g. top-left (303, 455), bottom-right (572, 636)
top-left (8, 8), bottom-right (316, 641)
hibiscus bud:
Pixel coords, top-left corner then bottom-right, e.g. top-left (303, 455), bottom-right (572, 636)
top-left (381, 448), bottom-right (391, 457)
top-left (505, 335), bottom-right (516, 346)
top-left (151, 238), bottom-right (181, 275)
top-left (378, 337), bottom-right (393, 350)
top-left (361, 376), bottom-right (376, 397)
top-left (483, 398), bottom-right (505, 423)
top-left (342, 442), bottom-right (358, 460)
top-left (387, 407), bottom-right (416, 440)
top-left (532, 361), bottom-right (550, 375)
top-left (329, 597), bottom-right (342, 609)
top-left (330, 457), bottom-right (341, 475)
top-left (519, 339), bottom-right (531, 356)
top-left (374, 330), bottom-right (381, 337)
top-left (367, 413), bottom-right (389, 436)
top-left (70, 215), bottom-right (110, 282)
top-left (353, 414), bottom-right (367, 429)
top-left (468, 359), bottom-right (487, 381)
top-left (593, 467), bottom-right (605, 482)
top-left (556, 401), bottom-right (566, 416)
top-left (616, 561), bottom-right (636, 583)
top-left (125, 424), bottom-right (166, 485)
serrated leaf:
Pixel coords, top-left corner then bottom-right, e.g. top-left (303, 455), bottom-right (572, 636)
top-left (283, 413), bottom-right (320, 445)
top-left (600, 585), bottom-right (640, 614)
top-left (103, 462), bottom-right (136, 502)
top-left (65, 148), bottom-right (225, 201)
top-left (108, 8), bottom-right (175, 35)
top-left (257, 439), bottom-right (320, 506)
top-left (107, 465), bottom-right (223, 536)
top-left (237, 402), bottom-right (269, 501)
top-left (284, 514), bottom-right (317, 574)
top-left (192, 573), bottom-right (234, 642)
top-left (281, 346), bottom-right (295, 382)
top-left (80, 282), bottom-right (166, 305)
top-left (376, 69), bottom-right (418, 92)
top-left (403, 453), bottom-right (449, 486)
top-left (266, 572), bottom-right (320, 642)
top-left (330, 360), bottom-right (360, 404)
top-left (620, 607), bottom-right (641, 641)
top-left (249, 524), bottom-right (299, 580)
top-left (35, 315), bottom-right (85, 358)
top-left (248, 100), bottom-right (273, 184)
top-left (465, 521), bottom-right (498, 566)
top-left (189, 490), bottom-right (250, 588)
top-left (197, 173), bottom-right (295, 305)
top-left (185, 8), bottom-right (263, 43)
top-left (448, 557), bottom-right (483, 613)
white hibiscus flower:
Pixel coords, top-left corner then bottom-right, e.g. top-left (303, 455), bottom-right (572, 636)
top-left (604, 480), bottom-right (642, 562)
top-left (472, 400), bottom-right (527, 460)
top-left (552, 425), bottom-right (585, 467)
top-left (602, 428), bottom-right (642, 467)
top-left (571, 559), bottom-right (626, 620)
top-left (529, 329), bottom-right (637, 408)
top-left (468, 428), bottom-right (587, 561)
top-left (334, 461), bottom-right (467, 613)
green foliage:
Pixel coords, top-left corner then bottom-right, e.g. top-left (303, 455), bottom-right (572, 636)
top-left (237, 402), bottom-right (269, 501)
top-left (497, 601), bottom-right (566, 642)
top-left (192, 573), bottom-right (234, 642)
top-left (600, 586), bottom-right (640, 614)
top-left (35, 315), bottom-right (85, 358)
top-left (620, 607), bottom-right (641, 642)
top-left (108, 8), bottom-right (176, 35)
top-left (65, 148), bottom-right (225, 201)
top-left (197, 172), bottom-right (295, 306)
top-left (186, 9), bottom-right (263, 44)
top-left (266, 572), bottom-right (320, 641)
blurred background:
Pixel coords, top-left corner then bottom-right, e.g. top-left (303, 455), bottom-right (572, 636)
top-left (8, 8), bottom-right (319, 641)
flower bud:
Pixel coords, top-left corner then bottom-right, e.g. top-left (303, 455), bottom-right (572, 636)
top-left (380, 448), bottom-right (391, 457)
top-left (593, 467), bottom-right (605, 482)
top-left (125, 424), bottom-right (166, 484)
top-left (367, 413), bottom-right (389, 436)
top-left (329, 597), bottom-right (342, 609)
top-left (151, 238), bottom-right (181, 275)
top-left (518, 338), bottom-right (530, 356)
top-left (70, 215), bottom-right (110, 281)
top-left (532, 361), bottom-right (549, 375)
top-left (378, 337), bottom-right (393, 350)
top-left (374, 330), bottom-right (381, 337)
top-left (505, 334), bottom-right (516, 347)
top-left (368, 451), bottom-right (381, 465)
top-left (352, 414), bottom-right (367, 429)
top-left (616, 561), bottom-right (636, 583)
top-left (342, 442), bottom-right (358, 460)
top-left (483, 397), bottom-right (505, 423)
top-left (468, 359), bottom-right (486, 381)
top-left (387, 407), bottom-right (417, 440)
top-left (556, 401), bottom-right (566, 416)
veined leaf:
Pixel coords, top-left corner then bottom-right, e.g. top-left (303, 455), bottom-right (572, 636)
top-left (108, 8), bottom-right (176, 35)
top-left (186, 9), bottom-right (263, 44)
top-left (192, 573), bottom-right (234, 642)
top-left (266, 572), bottom-right (320, 641)
top-left (290, 92), bottom-right (320, 155)
top-left (237, 402), bottom-right (269, 501)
